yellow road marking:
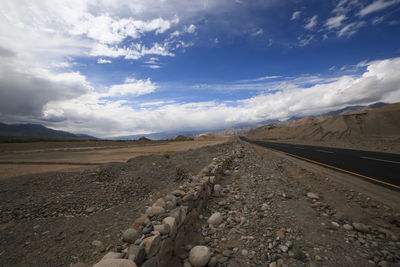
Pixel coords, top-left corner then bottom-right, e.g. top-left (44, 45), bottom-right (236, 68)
top-left (253, 142), bottom-right (400, 190)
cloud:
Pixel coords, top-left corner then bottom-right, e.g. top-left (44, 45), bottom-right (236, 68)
top-left (107, 78), bottom-right (158, 97)
top-left (337, 21), bottom-right (366, 37)
top-left (236, 75), bottom-right (282, 83)
top-left (358, 0), bottom-right (400, 17)
top-left (97, 58), bottom-right (112, 64)
top-left (305, 15), bottom-right (318, 30)
top-left (250, 29), bottom-right (264, 36)
top-left (290, 11), bottom-right (301, 20)
top-left (325, 15), bottom-right (347, 29)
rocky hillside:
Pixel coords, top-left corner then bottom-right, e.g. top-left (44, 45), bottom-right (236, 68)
top-left (247, 103), bottom-right (400, 153)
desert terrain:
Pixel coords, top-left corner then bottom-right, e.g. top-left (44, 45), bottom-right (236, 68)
top-left (0, 138), bottom-right (229, 180)
top-left (0, 138), bottom-right (399, 267)
top-left (247, 103), bottom-right (400, 154)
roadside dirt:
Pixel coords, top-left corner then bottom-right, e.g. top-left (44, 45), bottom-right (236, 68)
top-left (0, 142), bottom-right (233, 267)
top-left (183, 140), bottom-right (400, 267)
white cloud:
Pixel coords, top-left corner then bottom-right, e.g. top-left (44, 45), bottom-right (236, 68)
top-left (250, 29), bottom-right (264, 36)
top-left (358, 0), bottom-right (400, 17)
top-left (108, 78), bottom-right (158, 97)
top-left (337, 21), bottom-right (366, 37)
top-left (97, 58), bottom-right (112, 64)
top-left (290, 11), bottom-right (301, 20)
top-left (184, 24), bottom-right (197, 33)
top-left (236, 76), bottom-right (282, 83)
top-left (305, 15), bottom-right (318, 30)
top-left (325, 15), bottom-right (347, 29)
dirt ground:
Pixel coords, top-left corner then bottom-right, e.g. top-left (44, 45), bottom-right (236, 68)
top-left (0, 138), bottom-right (229, 180)
top-left (0, 141), bottom-right (233, 267)
top-left (1, 139), bottom-right (399, 267)
top-left (183, 140), bottom-right (400, 267)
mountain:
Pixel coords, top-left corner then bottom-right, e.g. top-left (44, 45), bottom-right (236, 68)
top-left (320, 102), bottom-right (388, 116)
top-left (108, 130), bottom-right (206, 140)
top-left (0, 122), bottom-right (96, 140)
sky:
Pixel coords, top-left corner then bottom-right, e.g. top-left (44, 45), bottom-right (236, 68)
top-left (0, 0), bottom-right (400, 137)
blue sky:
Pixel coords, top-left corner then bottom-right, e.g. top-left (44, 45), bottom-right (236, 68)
top-left (1, 0), bottom-right (400, 137)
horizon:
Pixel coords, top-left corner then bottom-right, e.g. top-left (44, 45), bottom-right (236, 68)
top-left (1, 0), bottom-right (400, 137)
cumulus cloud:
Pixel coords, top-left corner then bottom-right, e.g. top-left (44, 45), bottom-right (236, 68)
top-left (107, 78), bottom-right (158, 97)
top-left (36, 57), bottom-right (400, 137)
top-left (304, 15), bottom-right (318, 30)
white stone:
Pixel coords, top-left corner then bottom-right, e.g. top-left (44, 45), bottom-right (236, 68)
top-left (189, 246), bottom-right (211, 267)
top-left (307, 192), bottom-right (320, 200)
top-left (207, 212), bottom-right (223, 225)
top-left (145, 205), bottom-right (165, 217)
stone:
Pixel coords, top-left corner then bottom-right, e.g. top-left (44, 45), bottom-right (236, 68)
top-left (279, 245), bottom-right (289, 253)
top-left (213, 184), bottom-right (222, 196)
top-left (207, 212), bottom-right (223, 225)
top-left (131, 214), bottom-right (150, 230)
top-left (162, 216), bottom-right (177, 237)
top-left (85, 207), bottom-right (95, 213)
top-left (343, 224), bottom-right (353, 231)
top-left (261, 203), bottom-right (269, 211)
top-left (122, 229), bottom-right (140, 243)
top-left (241, 249), bottom-right (248, 256)
top-left (184, 261), bottom-right (193, 267)
top-left (154, 224), bottom-right (170, 235)
top-left (331, 222), bottom-right (340, 228)
top-left (92, 240), bottom-right (105, 252)
top-left (142, 235), bottom-right (161, 258)
top-left (352, 223), bottom-right (370, 233)
top-left (141, 257), bottom-right (158, 267)
top-left (142, 224), bottom-right (153, 234)
top-left (189, 246), bottom-right (211, 267)
top-left (269, 262), bottom-right (277, 267)
top-left (276, 230), bottom-right (285, 239)
top-left (101, 252), bottom-right (124, 260)
top-left (93, 259), bottom-right (137, 267)
top-left (158, 238), bottom-right (173, 266)
top-left (127, 245), bottom-right (146, 266)
top-left (146, 206), bottom-right (165, 217)
top-left (154, 198), bottom-right (166, 208)
top-left (208, 256), bottom-right (217, 267)
top-left (222, 249), bottom-right (232, 257)
top-left (307, 192), bottom-right (320, 200)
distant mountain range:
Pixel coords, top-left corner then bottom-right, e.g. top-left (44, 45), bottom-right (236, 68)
top-left (107, 130), bottom-right (207, 141)
top-left (0, 122), bottom-right (96, 140)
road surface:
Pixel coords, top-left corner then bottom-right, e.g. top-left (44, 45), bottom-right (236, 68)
top-left (240, 137), bottom-right (400, 191)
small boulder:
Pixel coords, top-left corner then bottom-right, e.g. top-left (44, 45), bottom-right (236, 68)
top-left (145, 206), bottom-right (165, 217)
top-left (122, 229), bottom-right (139, 243)
top-left (207, 212), bottom-right (223, 225)
top-left (189, 246), bottom-right (211, 267)
top-left (352, 222), bottom-right (370, 233)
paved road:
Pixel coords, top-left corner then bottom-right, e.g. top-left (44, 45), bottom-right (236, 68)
top-left (240, 137), bottom-right (400, 190)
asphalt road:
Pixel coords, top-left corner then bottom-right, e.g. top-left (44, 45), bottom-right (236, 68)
top-left (240, 137), bottom-right (400, 190)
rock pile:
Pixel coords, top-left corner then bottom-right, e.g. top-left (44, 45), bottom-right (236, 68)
top-left (73, 148), bottom-right (240, 267)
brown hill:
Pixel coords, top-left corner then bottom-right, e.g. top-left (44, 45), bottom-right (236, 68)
top-left (248, 103), bottom-right (400, 153)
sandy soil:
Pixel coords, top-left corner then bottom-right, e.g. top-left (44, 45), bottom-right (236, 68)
top-left (0, 138), bottom-right (229, 180)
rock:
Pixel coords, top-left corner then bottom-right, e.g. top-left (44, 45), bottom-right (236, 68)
top-left (222, 249), bottom-right (232, 257)
top-left (154, 224), bottom-right (170, 235)
top-left (142, 224), bottom-right (153, 235)
top-left (352, 223), bottom-right (370, 233)
top-left (213, 184), bottom-right (222, 196)
top-left (158, 238), bottom-right (173, 266)
top-left (93, 259), bottom-right (137, 267)
top-left (208, 256), bottom-right (217, 267)
top-left (343, 224), bottom-right (353, 231)
top-left (331, 222), bottom-right (340, 228)
top-left (261, 203), bottom-right (269, 211)
top-left (85, 207), bottom-right (95, 213)
top-left (291, 248), bottom-right (306, 261)
top-left (92, 240), bottom-right (105, 252)
top-left (189, 246), bottom-right (211, 267)
top-left (131, 214), bottom-right (150, 230)
top-left (241, 249), bottom-right (249, 256)
top-left (142, 235), bottom-right (161, 258)
top-left (276, 230), bottom-right (285, 239)
top-left (162, 216), bottom-right (177, 237)
top-left (378, 228), bottom-right (398, 241)
top-left (307, 192), bottom-right (320, 200)
top-left (127, 245), bottom-right (146, 266)
top-left (145, 206), bottom-right (165, 217)
top-left (279, 245), bottom-right (289, 253)
top-left (101, 252), bottom-right (124, 260)
top-left (269, 262), bottom-right (277, 267)
top-left (122, 229), bottom-right (139, 243)
top-left (207, 212), bottom-right (223, 225)
top-left (154, 198), bottom-right (166, 208)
